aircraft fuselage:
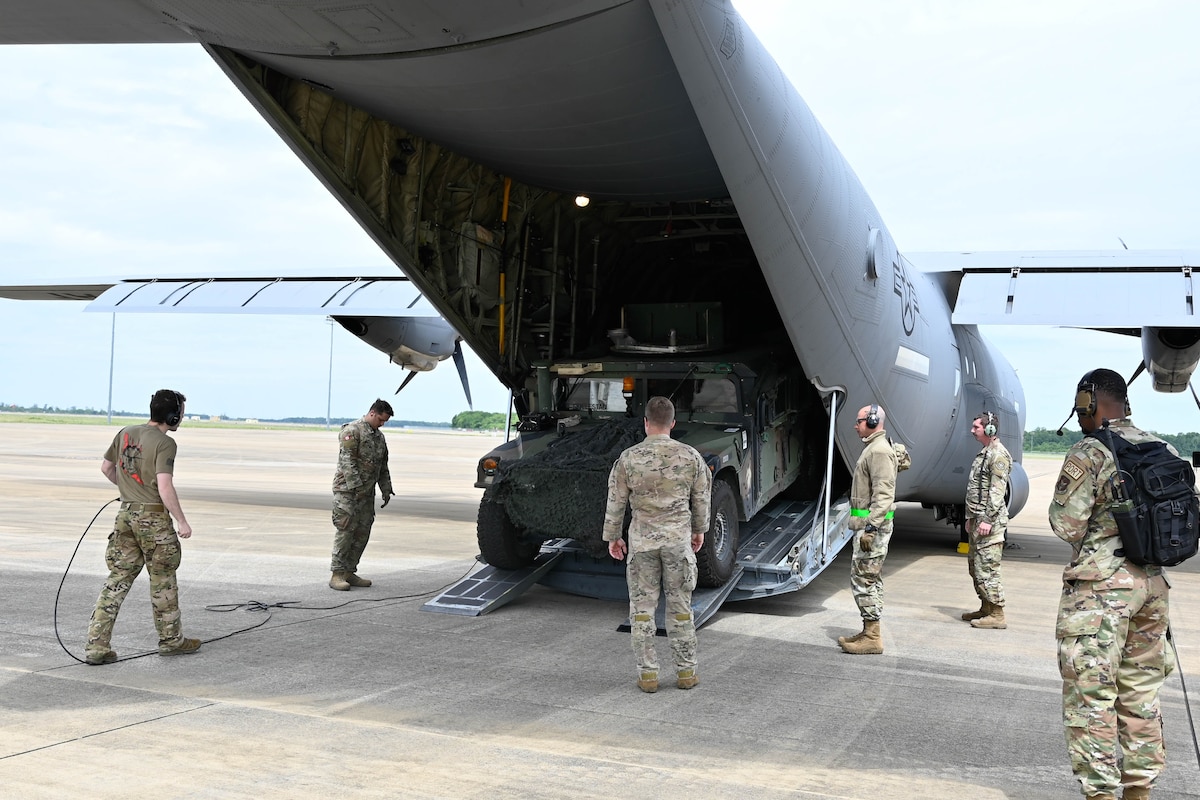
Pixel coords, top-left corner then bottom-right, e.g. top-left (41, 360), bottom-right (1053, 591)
top-left (3, 0), bottom-right (1030, 513)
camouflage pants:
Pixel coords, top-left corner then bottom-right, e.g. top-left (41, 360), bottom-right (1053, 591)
top-left (967, 534), bottom-right (1006, 607)
top-left (850, 524), bottom-right (892, 621)
top-left (86, 509), bottom-right (183, 654)
top-left (331, 491), bottom-right (375, 573)
top-left (1057, 572), bottom-right (1171, 796)
top-left (626, 544), bottom-right (697, 676)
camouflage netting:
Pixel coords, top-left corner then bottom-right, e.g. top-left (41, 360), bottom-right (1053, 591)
top-left (483, 417), bottom-right (645, 557)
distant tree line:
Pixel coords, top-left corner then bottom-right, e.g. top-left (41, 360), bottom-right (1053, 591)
top-left (275, 416), bottom-right (450, 428)
top-left (1025, 427), bottom-right (1200, 456)
top-left (452, 411), bottom-right (508, 430)
top-left (1, 402), bottom-right (127, 416)
top-left (5, 402), bottom-right (1190, 449)
top-left (0, 402), bottom-right (453, 428)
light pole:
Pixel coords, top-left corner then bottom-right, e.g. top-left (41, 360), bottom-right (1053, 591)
top-left (107, 313), bottom-right (116, 424)
top-left (326, 317), bottom-right (334, 429)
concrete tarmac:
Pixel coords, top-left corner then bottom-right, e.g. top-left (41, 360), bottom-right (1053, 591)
top-left (0, 422), bottom-right (1197, 799)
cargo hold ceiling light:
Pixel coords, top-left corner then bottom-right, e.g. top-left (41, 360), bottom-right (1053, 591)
top-left (574, 195), bottom-right (590, 208)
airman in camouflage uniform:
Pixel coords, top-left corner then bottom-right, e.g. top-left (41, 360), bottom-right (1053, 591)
top-left (961, 411), bottom-right (1012, 629)
top-left (329, 399), bottom-right (395, 591)
top-left (603, 396), bottom-right (711, 692)
top-left (85, 389), bottom-right (201, 664)
top-left (1049, 369), bottom-right (1179, 800)
top-left (838, 404), bottom-right (898, 655)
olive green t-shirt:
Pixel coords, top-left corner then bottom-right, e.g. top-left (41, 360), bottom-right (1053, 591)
top-left (103, 424), bottom-right (177, 504)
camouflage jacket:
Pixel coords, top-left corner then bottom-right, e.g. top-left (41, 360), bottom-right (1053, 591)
top-left (332, 417), bottom-right (393, 496)
top-left (602, 433), bottom-right (712, 554)
top-left (966, 438), bottom-right (1012, 524)
top-left (849, 429), bottom-right (897, 531)
top-left (1048, 419), bottom-right (1166, 582)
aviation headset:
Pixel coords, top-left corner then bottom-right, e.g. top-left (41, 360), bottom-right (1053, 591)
top-left (1074, 370), bottom-right (1131, 418)
top-left (982, 411), bottom-right (997, 437)
top-left (865, 404), bottom-right (880, 429)
top-left (155, 390), bottom-right (185, 427)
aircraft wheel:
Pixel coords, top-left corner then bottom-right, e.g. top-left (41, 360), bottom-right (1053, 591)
top-left (697, 480), bottom-right (740, 587)
top-left (477, 499), bottom-right (539, 570)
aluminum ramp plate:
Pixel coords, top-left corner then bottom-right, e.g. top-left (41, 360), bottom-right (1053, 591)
top-left (420, 550), bottom-right (566, 617)
top-left (617, 565), bottom-right (744, 634)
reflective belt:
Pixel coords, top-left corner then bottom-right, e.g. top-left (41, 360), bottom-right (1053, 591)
top-left (850, 509), bottom-right (894, 519)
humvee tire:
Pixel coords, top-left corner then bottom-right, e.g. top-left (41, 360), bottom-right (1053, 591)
top-left (477, 499), bottom-right (539, 570)
top-left (697, 480), bottom-right (740, 587)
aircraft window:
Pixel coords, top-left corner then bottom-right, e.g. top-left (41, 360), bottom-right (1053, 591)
top-left (560, 379), bottom-right (628, 413)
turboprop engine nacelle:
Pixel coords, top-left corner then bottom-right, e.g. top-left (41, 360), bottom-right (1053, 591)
top-left (1142, 326), bottom-right (1200, 393)
top-left (335, 316), bottom-right (459, 371)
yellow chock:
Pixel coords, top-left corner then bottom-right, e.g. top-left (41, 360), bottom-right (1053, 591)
top-left (956, 542), bottom-right (970, 555)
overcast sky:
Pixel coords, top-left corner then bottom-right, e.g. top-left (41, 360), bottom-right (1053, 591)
top-left (1, 1), bottom-right (1198, 432)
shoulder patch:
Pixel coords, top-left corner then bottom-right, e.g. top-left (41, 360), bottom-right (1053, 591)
top-left (1053, 454), bottom-right (1090, 502)
top-left (1061, 459), bottom-right (1085, 483)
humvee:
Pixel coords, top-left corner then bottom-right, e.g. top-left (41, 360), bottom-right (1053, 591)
top-left (474, 301), bottom-right (832, 587)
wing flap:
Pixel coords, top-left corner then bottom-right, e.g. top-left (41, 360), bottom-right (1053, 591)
top-left (904, 250), bottom-right (1198, 326)
top-left (953, 268), bottom-right (1195, 326)
top-left (83, 277), bottom-right (438, 316)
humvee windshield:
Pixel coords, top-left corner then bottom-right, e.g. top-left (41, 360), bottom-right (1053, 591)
top-left (557, 376), bottom-right (739, 415)
top-left (559, 378), bottom-right (629, 413)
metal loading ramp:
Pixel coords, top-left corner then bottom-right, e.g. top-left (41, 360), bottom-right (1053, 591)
top-left (419, 550), bottom-right (566, 617)
top-left (421, 493), bottom-right (851, 622)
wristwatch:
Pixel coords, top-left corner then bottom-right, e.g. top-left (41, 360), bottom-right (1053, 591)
top-left (864, 524), bottom-right (878, 533)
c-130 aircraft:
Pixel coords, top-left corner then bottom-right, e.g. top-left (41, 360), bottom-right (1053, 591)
top-left (4, 1), bottom-right (1197, 589)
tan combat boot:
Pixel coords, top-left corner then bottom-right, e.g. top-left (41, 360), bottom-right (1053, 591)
top-left (345, 573), bottom-right (372, 587)
top-left (961, 600), bottom-right (991, 621)
top-left (85, 649), bottom-right (118, 666)
top-left (676, 669), bottom-right (699, 690)
top-left (1123, 786), bottom-right (1151, 800)
top-left (329, 571), bottom-right (351, 591)
top-left (159, 637), bottom-right (201, 656)
top-left (637, 672), bottom-right (658, 693)
top-left (970, 604), bottom-right (1007, 629)
top-left (837, 621), bottom-right (867, 648)
top-left (840, 620), bottom-right (883, 654)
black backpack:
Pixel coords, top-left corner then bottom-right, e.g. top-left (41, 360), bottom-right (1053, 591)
top-left (1090, 427), bottom-right (1199, 567)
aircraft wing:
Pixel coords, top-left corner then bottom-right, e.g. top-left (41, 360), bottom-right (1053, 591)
top-left (909, 249), bottom-right (1200, 394)
top-left (0, 269), bottom-right (436, 313)
top-left (0, 282), bottom-right (117, 302)
top-left (908, 249), bottom-right (1199, 327)
top-left (0, 274), bottom-right (472, 404)
top-left (80, 275), bottom-right (438, 316)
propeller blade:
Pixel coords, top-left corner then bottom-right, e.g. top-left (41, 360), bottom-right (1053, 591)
top-left (395, 370), bottom-right (420, 395)
top-left (1128, 361), bottom-right (1147, 387)
top-left (453, 341), bottom-right (473, 409)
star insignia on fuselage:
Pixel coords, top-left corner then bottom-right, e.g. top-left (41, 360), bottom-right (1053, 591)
top-left (892, 259), bottom-right (920, 335)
